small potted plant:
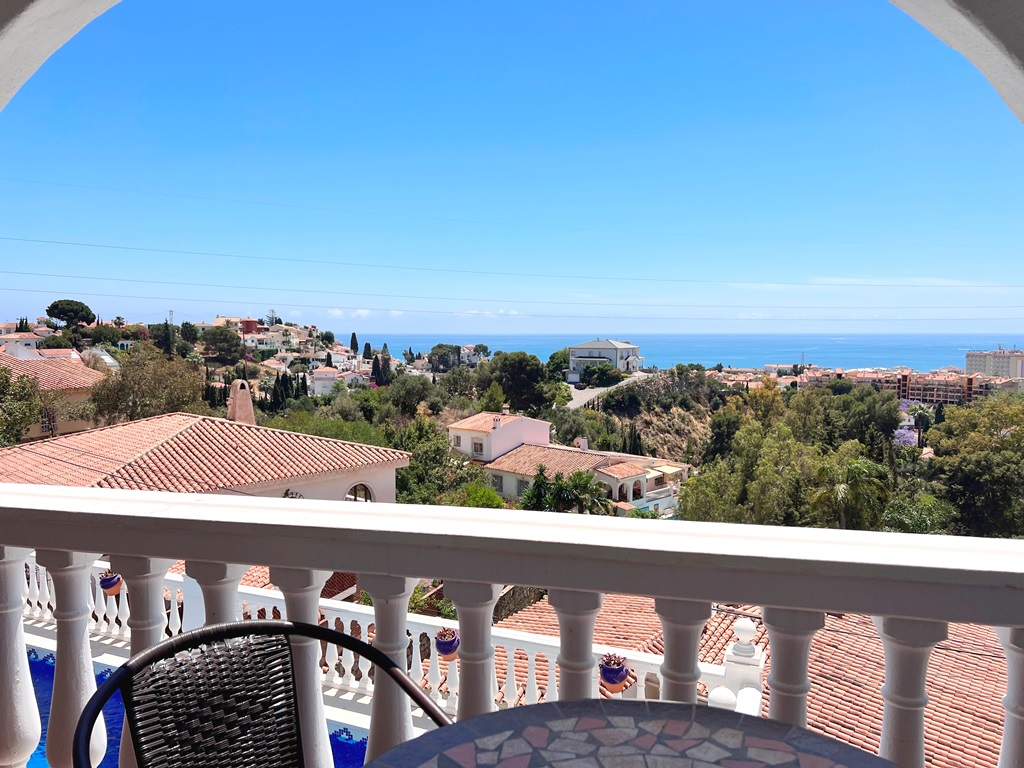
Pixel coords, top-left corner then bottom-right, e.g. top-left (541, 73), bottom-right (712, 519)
top-left (99, 570), bottom-right (122, 597)
top-left (599, 652), bottom-right (629, 693)
top-left (435, 627), bottom-right (460, 661)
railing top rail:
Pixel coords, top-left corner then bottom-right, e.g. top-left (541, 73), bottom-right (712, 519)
top-left (4, 483), bottom-right (1024, 624)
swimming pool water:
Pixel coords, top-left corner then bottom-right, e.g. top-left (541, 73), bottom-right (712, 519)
top-left (27, 649), bottom-right (368, 767)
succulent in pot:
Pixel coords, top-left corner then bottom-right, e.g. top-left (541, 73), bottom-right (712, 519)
top-left (435, 627), bottom-right (460, 661)
top-left (598, 652), bottom-right (630, 693)
top-left (99, 569), bottom-right (122, 597)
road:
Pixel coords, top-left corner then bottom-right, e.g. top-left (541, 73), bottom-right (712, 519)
top-left (566, 372), bottom-right (650, 410)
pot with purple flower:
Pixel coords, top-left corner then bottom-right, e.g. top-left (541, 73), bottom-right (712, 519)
top-left (435, 627), bottom-right (460, 661)
top-left (99, 569), bottom-right (122, 597)
top-left (599, 652), bottom-right (630, 693)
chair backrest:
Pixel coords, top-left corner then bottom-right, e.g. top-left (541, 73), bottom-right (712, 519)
top-left (73, 619), bottom-right (452, 768)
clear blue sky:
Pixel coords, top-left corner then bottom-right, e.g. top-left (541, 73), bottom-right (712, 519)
top-left (0, 1), bottom-right (1022, 336)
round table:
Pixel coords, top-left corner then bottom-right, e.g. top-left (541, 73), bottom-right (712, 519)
top-left (367, 699), bottom-right (895, 767)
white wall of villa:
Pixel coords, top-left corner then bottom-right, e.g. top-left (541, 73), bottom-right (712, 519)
top-left (235, 463), bottom-right (400, 504)
top-left (449, 416), bottom-right (550, 463)
top-left (565, 339), bottom-right (644, 382)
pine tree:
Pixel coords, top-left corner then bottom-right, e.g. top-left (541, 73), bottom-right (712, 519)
top-left (934, 402), bottom-right (945, 425)
top-left (382, 342), bottom-right (390, 357)
top-left (350, 332), bottom-right (358, 353)
top-left (371, 355), bottom-right (382, 387)
top-left (363, 342), bottom-right (372, 360)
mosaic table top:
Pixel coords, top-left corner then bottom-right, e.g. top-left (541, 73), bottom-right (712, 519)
top-left (367, 700), bottom-right (895, 768)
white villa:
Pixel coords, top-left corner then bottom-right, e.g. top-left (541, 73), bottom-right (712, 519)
top-left (565, 339), bottom-right (644, 383)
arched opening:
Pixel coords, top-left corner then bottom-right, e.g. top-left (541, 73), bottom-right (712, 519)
top-left (632, 480), bottom-right (643, 501)
top-left (346, 483), bottom-right (372, 502)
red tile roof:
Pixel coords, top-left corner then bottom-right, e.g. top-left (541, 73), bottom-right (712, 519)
top-left (0, 352), bottom-right (106, 391)
top-left (447, 411), bottom-right (523, 432)
top-left (598, 462), bottom-right (647, 480)
top-left (496, 595), bottom-right (1005, 768)
top-left (0, 412), bottom-right (410, 492)
top-left (485, 444), bottom-right (607, 477)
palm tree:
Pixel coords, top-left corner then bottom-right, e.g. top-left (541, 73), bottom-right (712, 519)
top-left (567, 470), bottom-right (614, 515)
top-left (907, 402), bottom-right (934, 447)
top-left (812, 457), bottom-right (889, 530)
top-left (546, 472), bottom-right (581, 513)
top-left (519, 465), bottom-right (551, 511)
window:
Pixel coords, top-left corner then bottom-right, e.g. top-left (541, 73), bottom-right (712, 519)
top-left (632, 480), bottom-right (643, 500)
top-left (517, 478), bottom-right (530, 496)
top-left (346, 484), bottom-right (372, 502)
top-left (40, 410), bottom-right (57, 437)
top-left (472, 440), bottom-right (484, 455)
top-left (453, 435), bottom-right (461, 447)
top-left (492, 475), bottom-right (504, 493)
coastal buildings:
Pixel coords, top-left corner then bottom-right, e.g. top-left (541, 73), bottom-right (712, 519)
top-left (565, 339), bottom-right (644, 383)
top-left (966, 348), bottom-right (1024, 378)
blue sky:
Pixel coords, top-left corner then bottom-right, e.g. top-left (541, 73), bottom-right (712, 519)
top-left (0, 1), bottom-right (1022, 336)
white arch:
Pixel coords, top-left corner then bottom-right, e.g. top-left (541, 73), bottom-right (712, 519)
top-left (0, 1), bottom-right (1022, 120)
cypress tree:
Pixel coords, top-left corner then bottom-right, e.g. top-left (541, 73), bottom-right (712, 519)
top-left (271, 374), bottom-right (284, 411)
top-left (363, 342), bottom-right (372, 360)
top-left (325, 352), bottom-right (333, 368)
top-left (299, 373), bottom-right (308, 397)
top-left (382, 342), bottom-right (390, 357)
top-left (371, 355), bottom-right (382, 386)
top-left (350, 332), bottom-right (358, 352)
top-left (380, 353), bottom-right (392, 385)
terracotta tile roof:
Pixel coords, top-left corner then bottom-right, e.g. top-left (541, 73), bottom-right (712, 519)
top-left (447, 411), bottom-right (522, 432)
top-left (496, 595), bottom-right (1005, 768)
top-left (0, 353), bottom-right (106, 391)
top-left (0, 412), bottom-right (410, 492)
top-left (168, 560), bottom-right (273, 589)
top-left (598, 462), bottom-right (647, 480)
top-left (485, 444), bottom-right (607, 477)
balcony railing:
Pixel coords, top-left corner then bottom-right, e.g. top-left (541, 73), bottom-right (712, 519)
top-left (3, 482), bottom-right (1024, 768)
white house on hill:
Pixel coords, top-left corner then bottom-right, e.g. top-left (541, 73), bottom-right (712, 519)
top-left (447, 407), bottom-right (551, 462)
top-left (565, 339), bottom-right (644, 383)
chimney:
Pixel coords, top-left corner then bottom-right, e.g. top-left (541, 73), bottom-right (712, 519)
top-left (492, 416), bottom-right (501, 431)
top-left (502, 403), bottom-right (510, 416)
top-left (227, 379), bottom-right (257, 425)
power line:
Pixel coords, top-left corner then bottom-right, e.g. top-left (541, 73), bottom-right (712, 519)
top-left (0, 176), bottom-right (1007, 251)
top-left (1, 286), bottom-right (1021, 322)
top-left (1, 234), bottom-right (1019, 289)
top-left (2, 269), bottom-right (1020, 312)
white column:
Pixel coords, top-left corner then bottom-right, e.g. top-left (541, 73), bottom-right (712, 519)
top-left (444, 581), bottom-right (500, 720)
top-left (112, 556), bottom-right (175, 768)
top-left (549, 589), bottom-right (602, 700)
top-left (763, 607), bottom-right (824, 726)
top-left (0, 547), bottom-right (41, 768)
top-left (184, 561), bottom-right (248, 625)
top-left (361, 574), bottom-right (416, 762)
top-left (36, 550), bottom-right (106, 768)
top-left (873, 616), bottom-right (948, 768)
top-left (654, 598), bottom-right (711, 703)
top-left (996, 626), bottom-right (1024, 768)
top-left (270, 567), bottom-right (332, 768)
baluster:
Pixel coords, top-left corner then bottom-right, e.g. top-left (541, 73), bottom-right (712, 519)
top-left (655, 598), bottom-right (711, 704)
top-left (545, 652), bottom-right (557, 702)
top-left (178, 573), bottom-right (204, 631)
top-left (409, 630), bottom-right (424, 687)
top-left (873, 616), bottom-right (948, 768)
top-left (997, 626), bottom-right (1024, 768)
top-left (104, 593), bottom-right (117, 634)
top-left (37, 566), bottom-right (51, 619)
top-left (763, 607), bottom-right (824, 726)
top-left (525, 652), bottom-right (539, 704)
top-left (0, 547), bottom-right (41, 768)
top-left (20, 560), bottom-right (29, 608)
top-left (324, 640), bottom-right (340, 685)
top-left (26, 559), bottom-right (39, 616)
top-left (84, 571), bottom-right (96, 631)
top-left (360, 574), bottom-right (416, 761)
top-left (549, 589), bottom-right (603, 700)
top-left (354, 620), bottom-right (372, 693)
top-left (631, 665), bottom-right (647, 700)
top-left (113, 556), bottom-right (176, 768)
top-left (167, 588), bottom-right (182, 636)
top-left (116, 584), bottom-right (131, 637)
top-left (36, 550), bottom-right (106, 768)
top-left (446, 656), bottom-right (460, 716)
top-left (445, 581), bottom-right (500, 719)
top-left (341, 643), bottom-right (356, 688)
top-left (184, 561), bottom-right (248, 625)
top-left (92, 574), bottom-right (107, 632)
top-left (503, 648), bottom-right (518, 707)
top-left (270, 567), bottom-right (332, 768)
top-left (427, 639), bottom-right (443, 703)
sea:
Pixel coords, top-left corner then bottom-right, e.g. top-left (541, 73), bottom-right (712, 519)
top-left (363, 334), bottom-right (1024, 373)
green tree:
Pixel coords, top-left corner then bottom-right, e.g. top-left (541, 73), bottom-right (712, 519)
top-left (201, 326), bottom-right (245, 365)
top-left (546, 348), bottom-right (570, 381)
top-left (371, 355), bottom-right (383, 386)
top-left (320, 330), bottom-right (335, 346)
top-left (91, 342), bottom-right (207, 423)
top-left (40, 334), bottom-right (72, 350)
top-left (383, 374), bottom-right (435, 416)
top-left (479, 381), bottom-right (506, 412)
top-left (518, 465), bottom-right (552, 510)
top-left (89, 325), bottom-right (121, 346)
top-left (473, 343), bottom-right (490, 358)
top-left (811, 456), bottom-right (889, 530)
top-left (746, 376), bottom-right (785, 427)
top-left (438, 481), bottom-right (505, 509)
top-left (46, 299), bottom-right (95, 328)
top-left (112, 316), bottom-right (126, 327)
top-left (363, 342), bottom-right (373, 360)
top-left (393, 416), bottom-right (487, 504)
top-left (180, 321), bottom-right (198, 343)
top-left (15, 317), bottom-right (30, 332)
top-left (428, 343), bottom-right (460, 372)
top-left (350, 332), bottom-right (358, 352)
top-left (441, 365), bottom-right (475, 399)
top-left (0, 367), bottom-right (41, 446)
top-left (705, 409), bottom-right (742, 462)
top-left (566, 470), bottom-right (613, 515)
top-left (491, 351), bottom-right (550, 414)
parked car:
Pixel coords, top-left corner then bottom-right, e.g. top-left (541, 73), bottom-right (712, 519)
top-left (574, 382), bottom-right (587, 390)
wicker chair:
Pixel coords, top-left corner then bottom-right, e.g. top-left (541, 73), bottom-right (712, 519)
top-left (72, 619), bottom-right (452, 768)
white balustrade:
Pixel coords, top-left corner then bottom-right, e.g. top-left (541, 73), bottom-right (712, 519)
top-left (6, 485), bottom-right (1024, 767)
